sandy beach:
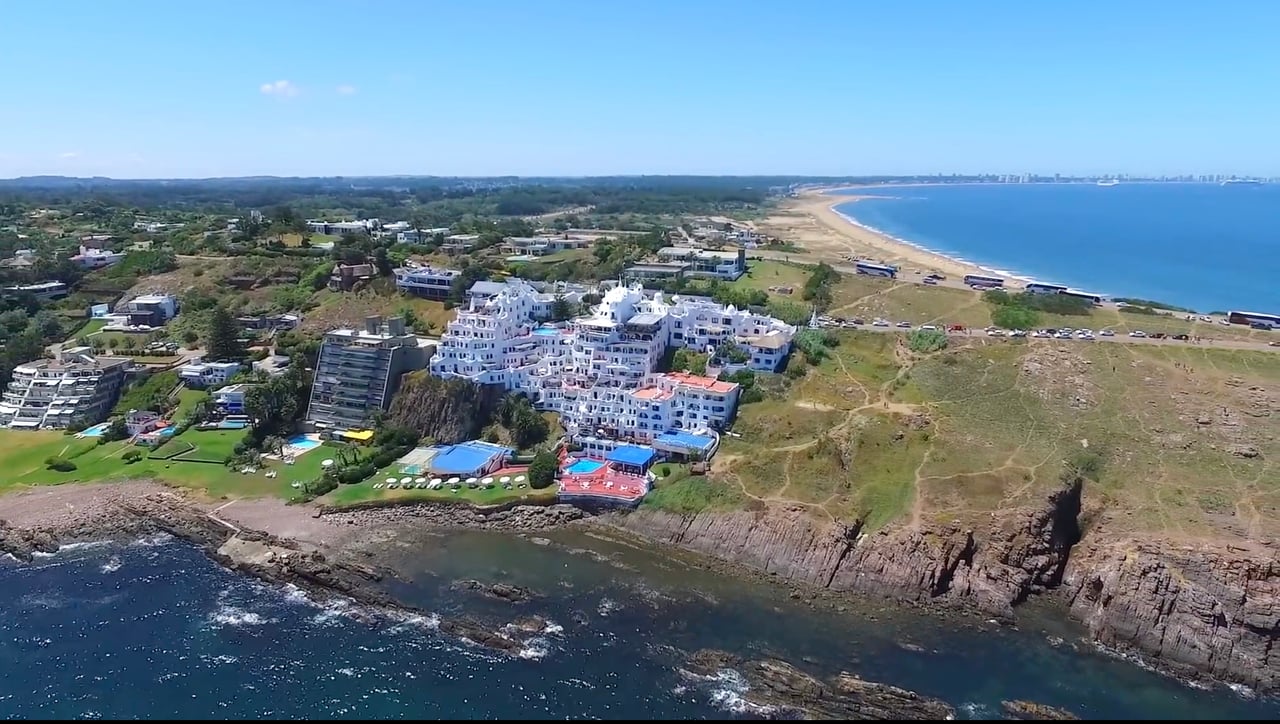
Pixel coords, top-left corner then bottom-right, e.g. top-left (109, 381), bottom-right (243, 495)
top-left (758, 189), bottom-right (1017, 286)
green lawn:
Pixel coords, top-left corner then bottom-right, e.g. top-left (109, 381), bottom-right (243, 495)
top-left (729, 260), bottom-right (811, 298)
top-left (172, 388), bottom-right (210, 421)
top-left (320, 460), bottom-right (556, 508)
top-left (0, 428), bottom-right (336, 501)
top-left (66, 318), bottom-right (107, 342)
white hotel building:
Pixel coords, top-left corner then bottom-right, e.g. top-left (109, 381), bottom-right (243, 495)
top-left (430, 280), bottom-right (795, 441)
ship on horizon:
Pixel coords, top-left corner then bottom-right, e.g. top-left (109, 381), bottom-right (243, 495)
top-left (1096, 179), bottom-right (1119, 187)
top-left (1221, 178), bottom-right (1264, 186)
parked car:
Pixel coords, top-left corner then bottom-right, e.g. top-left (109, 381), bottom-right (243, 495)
top-left (1172, 334), bottom-right (1190, 341)
top-left (1129, 330), bottom-right (1147, 338)
top-left (923, 277), bottom-right (938, 285)
top-left (851, 318), bottom-right (865, 325)
top-left (1150, 332), bottom-right (1167, 339)
top-left (872, 319), bottom-right (889, 327)
top-left (947, 324), bottom-right (965, 332)
top-left (1099, 329), bottom-right (1115, 337)
top-left (919, 324), bottom-right (938, 331)
top-left (895, 321), bottom-right (911, 328)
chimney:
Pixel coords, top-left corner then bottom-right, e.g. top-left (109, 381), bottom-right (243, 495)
top-left (364, 315), bottom-right (381, 335)
top-left (386, 317), bottom-right (406, 336)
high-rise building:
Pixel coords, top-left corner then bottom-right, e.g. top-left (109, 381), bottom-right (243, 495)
top-left (0, 350), bottom-right (130, 429)
top-left (306, 316), bottom-right (434, 432)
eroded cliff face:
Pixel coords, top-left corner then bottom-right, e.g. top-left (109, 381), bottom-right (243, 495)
top-left (1064, 541), bottom-right (1280, 692)
top-left (607, 479), bottom-right (1280, 692)
top-left (610, 480), bottom-right (1082, 618)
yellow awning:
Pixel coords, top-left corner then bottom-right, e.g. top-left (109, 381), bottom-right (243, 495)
top-left (339, 429), bottom-right (375, 441)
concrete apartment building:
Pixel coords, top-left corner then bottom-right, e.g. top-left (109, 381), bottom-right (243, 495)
top-left (393, 264), bottom-right (460, 300)
top-left (0, 350), bottom-right (130, 430)
top-left (306, 316), bottom-right (435, 433)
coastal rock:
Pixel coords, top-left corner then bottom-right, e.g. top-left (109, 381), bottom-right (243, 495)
top-left (439, 618), bottom-right (524, 656)
top-left (452, 578), bottom-right (537, 603)
top-left (324, 502), bottom-right (586, 531)
top-left (682, 649), bottom-right (954, 720)
top-left (607, 479), bottom-right (1083, 619)
top-left (1064, 540), bottom-right (1280, 692)
top-left (0, 520), bottom-right (60, 562)
top-left (1001, 699), bottom-right (1080, 720)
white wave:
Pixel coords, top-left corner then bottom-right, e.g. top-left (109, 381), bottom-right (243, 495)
top-left (543, 620), bottom-right (564, 636)
top-left (1227, 682), bottom-right (1256, 699)
top-left (208, 605), bottom-right (275, 628)
top-left (281, 584), bottom-right (310, 605)
top-left (30, 551), bottom-right (56, 559)
top-left (960, 701), bottom-right (993, 719)
top-left (517, 637), bottom-right (550, 660)
top-left (130, 532), bottom-right (174, 548)
top-left (200, 654), bottom-right (239, 665)
top-left (100, 557), bottom-right (122, 574)
top-left (597, 598), bottom-right (620, 617)
top-left (671, 684), bottom-right (687, 696)
top-left (59, 540), bottom-right (113, 552)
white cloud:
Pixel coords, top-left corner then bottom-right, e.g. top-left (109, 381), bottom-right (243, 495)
top-left (59, 151), bottom-right (79, 159)
top-left (259, 80), bottom-right (300, 97)
top-left (336, 84), bottom-right (357, 95)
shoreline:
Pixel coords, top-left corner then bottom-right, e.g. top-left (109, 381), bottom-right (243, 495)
top-left (1, 480), bottom-right (1276, 695)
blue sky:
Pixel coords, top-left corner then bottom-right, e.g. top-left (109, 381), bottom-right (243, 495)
top-left (2, 1), bottom-right (1277, 178)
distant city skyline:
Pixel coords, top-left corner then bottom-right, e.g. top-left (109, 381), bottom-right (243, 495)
top-left (3, 1), bottom-right (1279, 178)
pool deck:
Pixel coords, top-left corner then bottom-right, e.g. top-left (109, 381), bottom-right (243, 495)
top-left (558, 467), bottom-right (648, 503)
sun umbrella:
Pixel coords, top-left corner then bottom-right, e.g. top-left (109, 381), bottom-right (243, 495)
top-left (482, 477), bottom-right (494, 485)
top-left (448, 477), bottom-right (461, 486)
top-left (466, 477), bottom-right (478, 485)
top-left (400, 477), bottom-right (412, 485)
top-left (386, 477), bottom-right (397, 484)
top-left (500, 476), bottom-right (511, 484)
top-left (415, 477), bottom-right (426, 484)
top-left (514, 475), bottom-right (526, 483)
top-left (430, 478), bottom-right (442, 486)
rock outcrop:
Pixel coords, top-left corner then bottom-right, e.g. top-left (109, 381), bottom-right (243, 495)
top-left (324, 502), bottom-right (586, 530)
top-left (682, 649), bottom-right (954, 720)
top-left (386, 373), bottom-right (503, 445)
top-left (609, 478), bottom-right (1280, 693)
top-left (608, 479), bottom-right (1082, 618)
top-left (1064, 540), bottom-right (1280, 692)
top-left (1001, 699), bottom-right (1080, 720)
top-left (452, 579), bottom-right (537, 603)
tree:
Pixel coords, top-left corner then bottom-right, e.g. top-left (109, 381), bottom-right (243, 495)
top-left (549, 295), bottom-right (574, 322)
top-left (528, 449), bottom-right (558, 489)
top-left (107, 337), bottom-right (120, 349)
top-left (373, 246), bottom-right (393, 277)
top-left (102, 417), bottom-right (129, 442)
top-left (205, 305), bottom-right (244, 362)
top-left (122, 336), bottom-right (137, 350)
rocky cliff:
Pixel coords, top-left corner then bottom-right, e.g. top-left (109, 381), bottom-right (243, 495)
top-left (1064, 540), bottom-right (1279, 692)
top-left (386, 373), bottom-right (503, 445)
top-left (607, 478), bottom-right (1280, 692)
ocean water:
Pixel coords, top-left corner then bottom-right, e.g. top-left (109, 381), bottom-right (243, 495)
top-left (2, 532), bottom-right (1277, 720)
top-left (832, 183), bottom-right (1280, 314)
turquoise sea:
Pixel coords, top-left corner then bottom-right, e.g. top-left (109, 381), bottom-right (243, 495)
top-left (2, 532), bottom-right (1277, 719)
top-left (832, 183), bottom-right (1280, 314)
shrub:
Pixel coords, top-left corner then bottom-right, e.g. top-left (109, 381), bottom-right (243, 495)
top-left (991, 305), bottom-right (1040, 330)
top-left (528, 449), bottom-right (558, 489)
top-left (907, 329), bottom-right (948, 353)
top-left (122, 449), bottom-right (144, 464)
top-left (45, 456), bottom-right (77, 472)
top-left (660, 465), bottom-right (671, 478)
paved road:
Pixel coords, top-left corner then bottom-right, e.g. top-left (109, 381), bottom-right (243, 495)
top-left (818, 319), bottom-right (1279, 354)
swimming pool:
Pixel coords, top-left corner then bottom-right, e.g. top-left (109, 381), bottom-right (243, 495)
top-left (219, 420), bottom-right (249, 430)
top-left (79, 422), bottom-right (112, 437)
top-left (285, 434), bottom-right (321, 451)
top-left (565, 459), bottom-right (605, 475)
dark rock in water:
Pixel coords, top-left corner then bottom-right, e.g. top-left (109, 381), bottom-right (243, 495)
top-left (1001, 699), bottom-right (1080, 720)
top-left (510, 615), bottom-right (551, 634)
top-left (452, 578), bottom-right (536, 603)
top-left (439, 618), bottom-right (524, 655)
top-left (683, 649), bottom-right (954, 720)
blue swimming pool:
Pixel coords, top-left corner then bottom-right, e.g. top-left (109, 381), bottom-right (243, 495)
top-left (79, 422), bottom-right (111, 437)
top-left (565, 459), bottom-right (605, 475)
top-left (218, 420), bottom-right (249, 430)
top-left (286, 434), bottom-right (321, 451)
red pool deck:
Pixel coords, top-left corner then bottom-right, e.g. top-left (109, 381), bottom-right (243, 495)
top-left (558, 468), bottom-right (648, 502)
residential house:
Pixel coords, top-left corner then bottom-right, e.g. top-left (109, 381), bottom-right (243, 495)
top-left (212, 383), bottom-right (254, 413)
top-left (178, 360), bottom-right (243, 388)
top-left (394, 265), bottom-right (460, 301)
top-left (328, 262), bottom-right (377, 291)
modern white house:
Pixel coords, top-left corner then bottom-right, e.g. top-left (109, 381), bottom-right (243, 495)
top-left (393, 264), bottom-right (461, 300)
top-left (0, 351), bottom-right (130, 430)
top-left (178, 360), bottom-right (244, 388)
top-left (429, 280), bottom-right (792, 441)
top-left (71, 245), bottom-right (127, 269)
top-left (306, 219), bottom-right (377, 236)
top-left (119, 293), bottom-right (179, 326)
top-left (397, 227), bottom-right (450, 243)
top-left (654, 247), bottom-right (747, 280)
top-left (212, 383), bottom-right (254, 413)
